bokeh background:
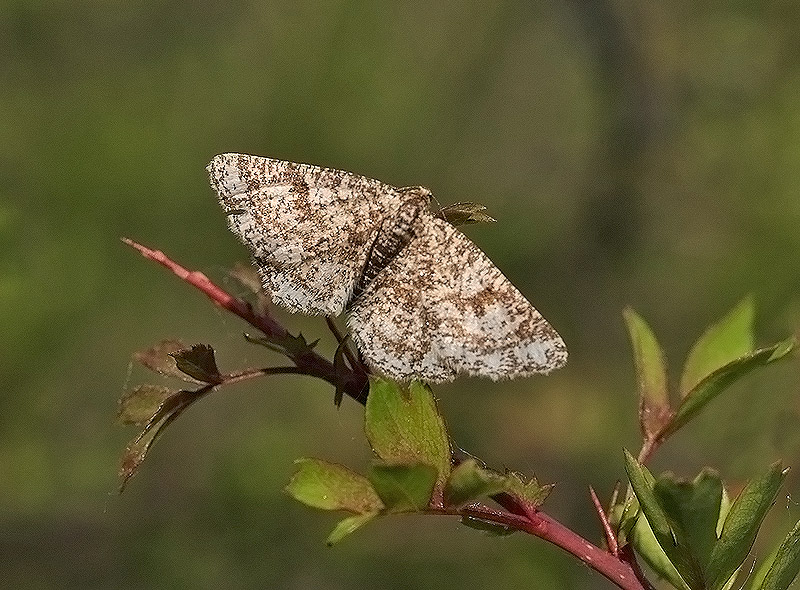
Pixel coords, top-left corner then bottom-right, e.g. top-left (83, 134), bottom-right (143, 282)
top-left (3, 1), bottom-right (800, 588)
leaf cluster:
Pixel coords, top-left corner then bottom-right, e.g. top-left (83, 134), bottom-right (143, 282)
top-left (615, 298), bottom-right (798, 589)
top-left (285, 379), bottom-right (551, 545)
top-left (624, 455), bottom-right (798, 590)
top-left (623, 297), bottom-right (794, 460)
top-left (120, 241), bottom-right (800, 590)
top-left (118, 342), bottom-right (223, 490)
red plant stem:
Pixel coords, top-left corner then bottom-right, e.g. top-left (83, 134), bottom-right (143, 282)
top-left (122, 238), bottom-right (287, 339)
top-left (590, 485), bottom-right (619, 557)
top-left (123, 238), bottom-right (648, 590)
top-left (619, 545), bottom-right (656, 590)
top-left (458, 504), bottom-right (645, 590)
top-left (123, 238), bottom-right (368, 398)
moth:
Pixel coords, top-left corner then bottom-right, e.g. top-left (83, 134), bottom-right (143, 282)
top-left (207, 153), bottom-right (567, 382)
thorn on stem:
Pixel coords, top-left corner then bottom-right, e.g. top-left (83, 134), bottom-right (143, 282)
top-left (590, 486), bottom-right (619, 557)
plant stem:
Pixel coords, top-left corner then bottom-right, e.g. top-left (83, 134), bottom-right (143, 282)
top-left (123, 238), bottom-right (368, 399)
top-left (457, 504), bottom-right (647, 590)
top-left (590, 485), bottom-right (619, 557)
top-left (124, 238), bottom-right (650, 590)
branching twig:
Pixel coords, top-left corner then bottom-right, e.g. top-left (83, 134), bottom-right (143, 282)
top-left (619, 544), bottom-right (657, 590)
top-left (456, 503), bottom-right (645, 590)
top-left (123, 238), bottom-right (368, 399)
top-left (123, 238), bottom-right (647, 590)
top-left (637, 427), bottom-right (672, 465)
top-left (223, 366), bottom-right (312, 386)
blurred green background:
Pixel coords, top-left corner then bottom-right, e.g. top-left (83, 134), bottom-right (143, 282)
top-left (3, 1), bottom-right (800, 588)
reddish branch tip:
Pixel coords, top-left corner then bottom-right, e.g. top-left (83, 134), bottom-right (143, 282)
top-left (122, 237), bottom-right (165, 262)
top-left (589, 486), bottom-right (619, 557)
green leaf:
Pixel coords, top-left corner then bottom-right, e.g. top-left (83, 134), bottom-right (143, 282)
top-left (624, 449), bottom-right (703, 589)
top-left (444, 459), bottom-right (510, 509)
top-left (680, 297), bottom-right (755, 396)
top-left (460, 516), bottom-right (517, 536)
top-left (170, 344), bottom-right (223, 384)
top-left (365, 379), bottom-right (451, 488)
top-left (326, 513), bottom-right (379, 546)
top-left (368, 463), bottom-right (438, 513)
top-left (436, 202), bottom-right (496, 226)
top-left (717, 487), bottom-right (732, 537)
top-left (706, 462), bottom-right (788, 590)
top-left (720, 570), bottom-right (742, 590)
top-left (117, 384), bottom-right (176, 425)
top-left (750, 544), bottom-right (781, 590)
top-left (653, 470), bottom-right (724, 569)
top-left (118, 388), bottom-right (206, 492)
top-left (630, 510), bottom-right (692, 590)
top-left (614, 490), bottom-right (641, 544)
top-left (756, 519), bottom-right (800, 590)
top-left (134, 339), bottom-right (198, 381)
top-left (286, 458), bottom-right (384, 513)
top-left (665, 337), bottom-right (795, 438)
top-left (623, 307), bottom-right (671, 439)
top-left (624, 450), bottom-right (670, 538)
top-left (500, 470), bottom-right (553, 508)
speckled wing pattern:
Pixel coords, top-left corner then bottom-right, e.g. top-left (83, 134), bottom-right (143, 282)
top-left (347, 213), bottom-right (567, 381)
top-left (207, 153), bottom-right (404, 315)
top-left (208, 153), bottom-right (567, 382)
